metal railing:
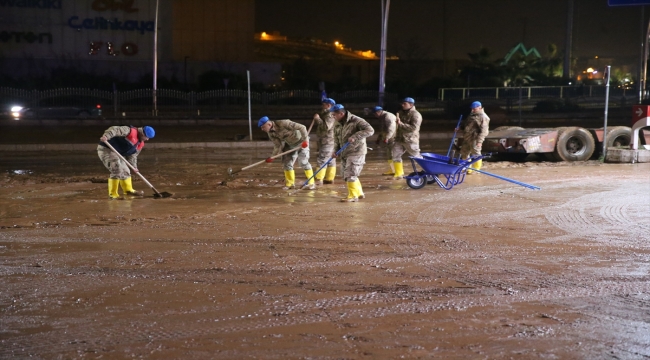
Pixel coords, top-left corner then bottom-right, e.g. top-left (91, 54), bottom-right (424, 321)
top-left (439, 85), bottom-right (632, 101)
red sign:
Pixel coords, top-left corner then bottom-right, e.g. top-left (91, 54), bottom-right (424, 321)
top-left (633, 105), bottom-right (650, 125)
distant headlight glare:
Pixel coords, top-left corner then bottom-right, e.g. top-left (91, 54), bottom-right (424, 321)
top-left (11, 106), bottom-right (23, 112)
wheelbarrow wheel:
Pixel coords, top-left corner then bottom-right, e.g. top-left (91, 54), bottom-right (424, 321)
top-left (426, 175), bottom-right (436, 185)
top-left (406, 172), bottom-right (427, 189)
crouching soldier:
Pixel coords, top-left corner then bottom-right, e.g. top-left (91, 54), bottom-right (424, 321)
top-left (258, 116), bottom-right (315, 190)
top-left (98, 125), bottom-right (155, 199)
top-left (330, 104), bottom-right (374, 202)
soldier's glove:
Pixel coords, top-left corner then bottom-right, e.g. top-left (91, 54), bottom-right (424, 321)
top-left (265, 157), bottom-right (274, 163)
top-left (301, 141), bottom-right (309, 148)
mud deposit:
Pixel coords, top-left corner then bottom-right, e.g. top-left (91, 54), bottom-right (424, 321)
top-left (1, 148), bottom-right (649, 359)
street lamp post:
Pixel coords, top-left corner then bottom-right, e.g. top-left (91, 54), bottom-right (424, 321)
top-left (378, 0), bottom-right (390, 107)
top-left (153, 0), bottom-right (159, 116)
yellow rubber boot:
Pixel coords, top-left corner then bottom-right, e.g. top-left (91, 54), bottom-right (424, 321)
top-left (120, 177), bottom-right (142, 196)
top-left (108, 178), bottom-right (120, 199)
top-left (341, 181), bottom-right (358, 202)
top-left (471, 159), bottom-right (483, 172)
top-left (302, 169), bottom-right (316, 190)
top-left (465, 158), bottom-right (474, 174)
top-left (382, 160), bottom-right (395, 175)
top-left (314, 166), bottom-right (326, 185)
top-left (355, 179), bottom-right (365, 199)
top-left (324, 166), bottom-right (336, 184)
top-left (283, 170), bottom-right (295, 190)
top-left (393, 161), bottom-right (404, 180)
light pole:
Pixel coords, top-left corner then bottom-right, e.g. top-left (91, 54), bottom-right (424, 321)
top-left (563, 0), bottom-right (574, 80)
top-left (153, 0), bottom-right (159, 116)
top-left (378, 0), bottom-right (390, 106)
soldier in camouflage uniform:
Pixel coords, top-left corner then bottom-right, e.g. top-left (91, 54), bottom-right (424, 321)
top-left (98, 125), bottom-right (155, 199)
top-left (372, 106), bottom-right (397, 175)
top-left (258, 116), bottom-right (315, 190)
top-left (460, 101), bottom-right (490, 173)
top-left (312, 98), bottom-right (337, 185)
top-left (330, 104), bottom-right (375, 202)
top-left (392, 97), bottom-right (423, 179)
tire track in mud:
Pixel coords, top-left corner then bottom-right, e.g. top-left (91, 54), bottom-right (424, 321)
top-left (544, 183), bottom-right (650, 243)
top-left (4, 276), bottom-right (650, 358)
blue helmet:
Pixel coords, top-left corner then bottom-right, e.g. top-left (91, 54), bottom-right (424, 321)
top-left (402, 97), bottom-right (415, 104)
top-left (330, 104), bottom-right (345, 112)
top-left (258, 116), bottom-right (270, 127)
top-left (322, 98), bottom-right (336, 105)
top-left (471, 101), bottom-right (482, 109)
top-left (372, 106), bottom-right (383, 112)
top-left (143, 126), bottom-right (155, 138)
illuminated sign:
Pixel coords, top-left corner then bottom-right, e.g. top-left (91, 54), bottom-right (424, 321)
top-left (89, 41), bottom-right (138, 56)
top-left (68, 16), bottom-right (154, 34)
top-left (92, 0), bottom-right (139, 13)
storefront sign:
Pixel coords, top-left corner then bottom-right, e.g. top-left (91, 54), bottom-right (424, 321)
top-left (0, 31), bottom-right (52, 44)
top-left (0, 0), bottom-right (61, 9)
top-left (68, 16), bottom-right (154, 34)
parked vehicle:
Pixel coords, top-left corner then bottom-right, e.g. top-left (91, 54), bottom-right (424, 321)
top-left (10, 104), bottom-right (102, 120)
top-left (457, 126), bottom-right (649, 162)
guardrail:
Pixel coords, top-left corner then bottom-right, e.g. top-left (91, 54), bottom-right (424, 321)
top-left (438, 85), bottom-right (632, 101)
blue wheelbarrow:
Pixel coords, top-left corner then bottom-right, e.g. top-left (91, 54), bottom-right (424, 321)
top-left (404, 152), bottom-right (540, 191)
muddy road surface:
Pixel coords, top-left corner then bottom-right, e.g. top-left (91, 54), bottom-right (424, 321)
top-left (1, 146), bottom-right (649, 359)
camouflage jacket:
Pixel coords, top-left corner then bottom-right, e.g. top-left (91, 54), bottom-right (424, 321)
top-left (333, 111), bottom-right (375, 157)
top-left (396, 106), bottom-right (422, 143)
top-left (377, 111), bottom-right (397, 143)
top-left (463, 111), bottom-right (490, 143)
top-left (101, 125), bottom-right (140, 167)
top-left (267, 120), bottom-right (308, 156)
top-left (314, 109), bottom-right (336, 144)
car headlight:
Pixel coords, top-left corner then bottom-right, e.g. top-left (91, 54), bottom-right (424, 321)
top-left (11, 106), bottom-right (23, 112)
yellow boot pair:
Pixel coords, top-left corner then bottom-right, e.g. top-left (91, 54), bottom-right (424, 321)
top-left (382, 160), bottom-right (395, 175)
top-left (341, 179), bottom-right (364, 202)
top-left (323, 166), bottom-right (336, 184)
top-left (283, 170), bottom-right (296, 190)
top-left (302, 169), bottom-right (316, 190)
top-left (393, 161), bottom-right (404, 180)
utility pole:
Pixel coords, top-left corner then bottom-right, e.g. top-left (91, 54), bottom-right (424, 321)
top-left (153, 0), bottom-right (159, 116)
top-left (378, 0), bottom-right (390, 106)
top-left (563, 0), bottom-right (574, 80)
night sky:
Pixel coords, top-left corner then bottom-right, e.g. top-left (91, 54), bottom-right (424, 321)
top-left (256, 0), bottom-right (647, 61)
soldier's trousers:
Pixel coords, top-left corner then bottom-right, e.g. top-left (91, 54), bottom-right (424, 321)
top-left (392, 141), bottom-right (421, 162)
top-left (317, 141), bottom-right (336, 168)
top-left (282, 145), bottom-right (312, 171)
top-left (340, 154), bottom-right (365, 182)
top-left (460, 137), bottom-right (481, 159)
top-left (97, 146), bottom-right (133, 180)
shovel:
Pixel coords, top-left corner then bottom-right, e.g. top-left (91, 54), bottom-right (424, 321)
top-left (103, 141), bottom-right (173, 198)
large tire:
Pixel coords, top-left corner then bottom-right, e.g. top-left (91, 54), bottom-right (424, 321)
top-left (553, 127), bottom-right (595, 162)
top-left (605, 126), bottom-right (632, 148)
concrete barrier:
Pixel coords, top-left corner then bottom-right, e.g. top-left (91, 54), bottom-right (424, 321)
top-left (605, 148), bottom-right (650, 163)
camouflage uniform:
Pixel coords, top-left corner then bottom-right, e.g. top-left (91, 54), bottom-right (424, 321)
top-left (333, 111), bottom-right (375, 182)
top-left (267, 120), bottom-right (312, 171)
top-left (97, 126), bottom-right (139, 180)
top-left (376, 110), bottom-right (397, 162)
top-left (392, 106), bottom-right (423, 162)
top-left (460, 110), bottom-right (490, 159)
top-left (314, 109), bottom-right (336, 169)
